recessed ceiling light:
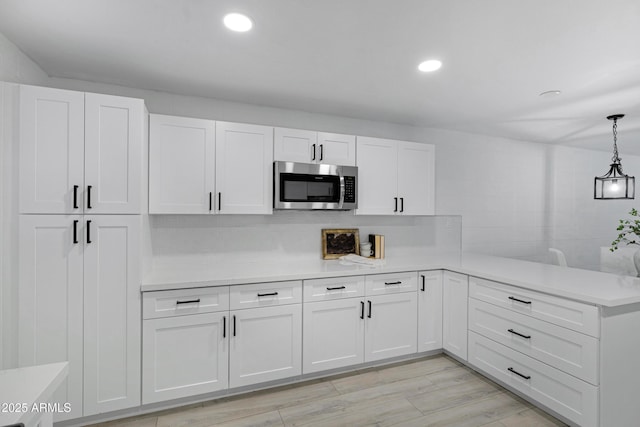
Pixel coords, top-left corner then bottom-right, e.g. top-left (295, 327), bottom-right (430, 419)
top-left (539, 90), bottom-right (562, 98)
top-left (418, 60), bottom-right (442, 73)
top-left (223, 13), bottom-right (253, 32)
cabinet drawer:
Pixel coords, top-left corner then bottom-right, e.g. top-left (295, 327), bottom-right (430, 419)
top-left (143, 287), bottom-right (230, 319)
top-left (469, 299), bottom-right (598, 385)
top-left (469, 277), bottom-right (599, 337)
top-left (468, 332), bottom-right (597, 427)
top-left (230, 281), bottom-right (302, 309)
top-left (365, 272), bottom-right (417, 295)
top-left (303, 276), bottom-right (365, 302)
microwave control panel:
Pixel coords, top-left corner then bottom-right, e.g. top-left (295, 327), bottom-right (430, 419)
top-left (344, 176), bottom-right (356, 203)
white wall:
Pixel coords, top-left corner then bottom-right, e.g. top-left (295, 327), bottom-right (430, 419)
top-left (0, 33), bottom-right (49, 369)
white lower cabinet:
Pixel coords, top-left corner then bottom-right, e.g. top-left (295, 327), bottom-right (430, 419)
top-left (229, 304), bottom-right (302, 388)
top-left (303, 298), bottom-right (365, 374)
top-left (142, 312), bottom-right (229, 404)
top-left (302, 274), bottom-right (418, 374)
top-left (364, 292), bottom-right (418, 362)
top-left (418, 271), bottom-right (443, 352)
top-left (19, 214), bottom-right (141, 421)
top-left (442, 271), bottom-right (468, 361)
top-left (468, 331), bottom-right (597, 427)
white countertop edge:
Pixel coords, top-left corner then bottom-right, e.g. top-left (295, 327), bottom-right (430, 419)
top-left (141, 254), bottom-right (640, 308)
top-left (0, 362), bottom-right (69, 425)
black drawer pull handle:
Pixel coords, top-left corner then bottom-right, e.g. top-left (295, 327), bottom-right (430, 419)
top-left (400, 197), bottom-right (404, 212)
top-left (223, 316), bottom-right (226, 338)
top-left (312, 143), bottom-right (316, 161)
top-left (385, 281), bottom-right (402, 285)
top-left (394, 197), bottom-right (398, 212)
top-left (257, 292), bottom-right (279, 297)
top-left (73, 220), bottom-right (79, 244)
top-left (508, 296), bottom-right (532, 305)
top-left (360, 301), bottom-right (365, 319)
top-left (209, 192), bottom-right (213, 211)
top-left (420, 275), bottom-right (426, 291)
top-left (508, 329), bottom-right (531, 339)
top-left (508, 367), bottom-right (531, 380)
top-left (73, 185), bottom-right (79, 209)
top-left (176, 298), bottom-right (201, 305)
top-left (367, 300), bottom-right (372, 318)
top-left (327, 286), bottom-right (346, 290)
top-left (218, 192), bottom-right (222, 210)
top-left (319, 144), bottom-right (324, 161)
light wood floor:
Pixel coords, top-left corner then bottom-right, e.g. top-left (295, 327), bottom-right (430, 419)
top-left (90, 355), bottom-right (567, 427)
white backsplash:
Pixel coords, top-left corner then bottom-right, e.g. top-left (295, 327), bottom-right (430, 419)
top-left (149, 212), bottom-right (461, 268)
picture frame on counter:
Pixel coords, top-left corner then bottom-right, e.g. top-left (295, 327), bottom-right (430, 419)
top-left (321, 228), bottom-right (360, 259)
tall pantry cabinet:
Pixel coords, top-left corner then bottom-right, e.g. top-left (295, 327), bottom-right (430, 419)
top-left (16, 84), bottom-right (148, 420)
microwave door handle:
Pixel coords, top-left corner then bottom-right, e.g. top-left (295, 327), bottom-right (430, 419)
top-left (338, 175), bottom-right (345, 208)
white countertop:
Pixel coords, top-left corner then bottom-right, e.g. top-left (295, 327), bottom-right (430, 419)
top-left (142, 253), bottom-right (640, 308)
top-left (0, 362), bottom-right (68, 426)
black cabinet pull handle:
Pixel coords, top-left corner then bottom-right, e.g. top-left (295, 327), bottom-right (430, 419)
top-left (508, 367), bottom-right (531, 380)
top-left (73, 185), bottom-right (79, 209)
top-left (209, 192), bottom-right (212, 211)
top-left (86, 220), bottom-right (92, 244)
top-left (73, 220), bottom-right (79, 244)
top-left (385, 281), bottom-right (402, 285)
top-left (312, 143), bottom-right (316, 161)
top-left (87, 185), bottom-right (92, 209)
top-left (400, 197), bottom-right (404, 213)
top-left (508, 329), bottom-right (531, 339)
top-left (233, 315), bottom-right (236, 337)
top-left (421, 275), bottom-right (425, 292)
top-left (508, 296), bottom-right (532, 305)
top-left (319, 144), bottom-right (324, 161)
top-left (394, 197), bottom-right (398, 212)
top-left (327, 286), bottom-right (346, 290)
top-left (360, 301), bottom-right (365, 319)
top-left (367, 300), bottom-right (372, 318)
top-left (223, 316), bottom-right (226, 338)
top-left (218, 192), bottom-right (221, 210)
top-left (176, 298), bottom-right (201, 305)
top-left (257, 292), bottom-right (278, 297)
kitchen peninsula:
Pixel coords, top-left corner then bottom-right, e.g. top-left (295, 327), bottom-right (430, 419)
top-left (141, 252), bottom-right (640, 427)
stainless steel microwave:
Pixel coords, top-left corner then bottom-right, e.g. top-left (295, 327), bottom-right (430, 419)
top-left (273, 161), bottom-right (358, 210)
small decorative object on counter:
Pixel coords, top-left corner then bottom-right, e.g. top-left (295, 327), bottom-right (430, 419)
top-left (322, 228), bottom-right (360, 259)
top-left (369, 234), bottom-right (385, 259)
top-left (611, 208), bottom-right (640, 276)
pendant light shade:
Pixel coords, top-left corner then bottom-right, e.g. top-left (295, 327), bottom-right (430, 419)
top-left (594, 114), bottom-right (635, 200)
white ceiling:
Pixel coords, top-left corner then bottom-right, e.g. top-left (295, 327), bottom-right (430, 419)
top-left (1, 0), bottom-right (640, 153)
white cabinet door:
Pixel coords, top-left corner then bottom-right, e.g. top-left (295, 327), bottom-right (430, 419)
top-left (418, 271), bottom-right (443, 352)
top-left (18, 215), bottom-right (84, 422)
top-left (303, 299), bottom-right (365, 374)
top-left (149, 114), bottom-right (215, 214)
top-left (142, 312), bottom-right (229, 404)
top-left (365, 292), bottom-right (418, 362)
top-left (274, 127), bottom-right (316, 163)
top-left (317, 132), bottom-right (356, 166)
top-left (356, 136), bottom-right (398, 215)
top-left (443, 271), bottom-right (468, 361)
top-left (229, 304), bottom-right (302, 388)
top-left (84, 94), bottom-right (144, 214)
top-left (19, 85), bottom-right (85, 214)
top-left (398, 142), bottom-right (435, 215)
top-left (216, 121), bottom-right (273, 214)
top-left (83, 215), bottom-right (141, 415)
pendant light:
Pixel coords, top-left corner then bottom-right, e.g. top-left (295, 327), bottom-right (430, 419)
top-left (594, 114), bottom-right (635, 199)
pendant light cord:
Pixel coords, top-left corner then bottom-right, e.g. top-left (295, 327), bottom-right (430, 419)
top-left (612, 117), bottom-right (622, 167)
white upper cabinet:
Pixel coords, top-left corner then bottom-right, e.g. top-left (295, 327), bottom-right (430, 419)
top-left (19, 85), bottom-right (85, 214)
top-left (19, 85), bottom-right (145, 214)
top-left (216, 121), bottom-right (273, 214)
top-left (148, 114), bottom-right (215, 214)
top-left (356, 136), bottom-right (435, 215)
top-left (274, 127), bottom-right (355, 166)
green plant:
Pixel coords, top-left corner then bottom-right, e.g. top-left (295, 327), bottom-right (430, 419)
top-left (611, 208), bottom-right (640, 251)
